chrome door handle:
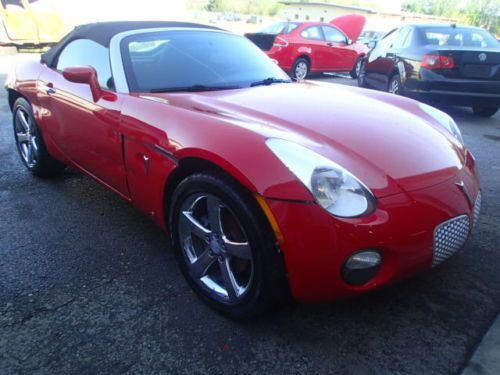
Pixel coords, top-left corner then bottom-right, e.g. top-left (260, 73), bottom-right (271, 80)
top-left (40, 83), bottom-right (56, 95)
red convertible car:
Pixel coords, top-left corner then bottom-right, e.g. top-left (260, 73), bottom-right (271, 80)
top-left (6, 22), bottom-right (481, 318)
top-left (246, 15), bottom-right (369, 79)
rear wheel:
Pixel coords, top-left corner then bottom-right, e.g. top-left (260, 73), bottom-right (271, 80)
top-left (291, 57), bottom-right (310, 80)
top-left (388, 74), bottom-right (402, 95)
top-left (13, 98), bottom-right (65, 177)
top-left (350, 57), bottom-right (363, 79)
top-left (472, 106), bottom-right (498, 118)
top-left (170, 172), bottom-right (288, 319)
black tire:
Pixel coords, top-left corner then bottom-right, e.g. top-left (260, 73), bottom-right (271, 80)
top-left (357, 58), bottom-right (369, 88)
top-left (388, 74), bottom-right (402, 95)
top-left (350, 57), bottom-right (363, 79)
top-left (291, 57), bottom-right (310, 80)
top-left (12, 97), bottom-right (65, 177)
top-left (169, 172), bottom-right (288, 319)
top-left (472, 106), bottom-right (498, 118)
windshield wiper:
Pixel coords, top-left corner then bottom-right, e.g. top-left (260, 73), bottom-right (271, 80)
top-left (250, 77), bottom-right (291, 87)
top-left (150, 84), bottom-right (242, 93)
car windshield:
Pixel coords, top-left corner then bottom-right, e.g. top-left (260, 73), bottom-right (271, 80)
top-left (122, 30), bottom-right (291, 93)
top-left (259, 22), bottom-right (299, 34)
top-left (420, 27), bottom-right (499, 48)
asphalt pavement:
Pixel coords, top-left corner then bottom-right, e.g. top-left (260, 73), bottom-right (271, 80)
top-left (1, 72), bottom-right (500, 374)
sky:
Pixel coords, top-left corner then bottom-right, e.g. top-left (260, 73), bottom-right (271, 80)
top-left (51, 0), bottom-right (188, 24)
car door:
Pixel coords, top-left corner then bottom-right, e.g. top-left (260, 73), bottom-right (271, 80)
top-left (321, 25), bottom-right (356, 71)
top-left (298, 25), bottom-right (330, 71)
top-left (37, 39), bottom-right (129, 197)
top-left (365, 29), bottom-right (400, 90)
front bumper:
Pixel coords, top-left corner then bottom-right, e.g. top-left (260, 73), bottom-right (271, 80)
top-left (266, 162), bottom-right (481, 302)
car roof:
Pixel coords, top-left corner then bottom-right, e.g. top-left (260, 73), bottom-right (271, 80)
top-left (41, 21), bottom-right (222, 67)
top-left (409, 23), bottom-right (485, 30)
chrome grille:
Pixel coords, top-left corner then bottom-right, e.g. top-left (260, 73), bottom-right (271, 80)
top-left (433, 215), bottom-right (470, 267)
top-left (473, 191), bottom-right (482, 228)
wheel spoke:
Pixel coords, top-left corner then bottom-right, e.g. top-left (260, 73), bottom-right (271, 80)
top-left (190, 250), bottom-right (216, 278)
top-left (180, 211), bottom-right (211, 243)
top-left (30, 137), bottom-right (38, 152)
top-left (223, 237), bottom-right (252, 260)
top-left (206, 195), bottom-right (222, 235)
top-left (26, 143), bottom-right (33, 164)
top-left (16, 110), bottom-right (30, 131)
top-left (219, 258), bottom-right (239, 301)
top-left (16, 133), bottom-right (30, 143)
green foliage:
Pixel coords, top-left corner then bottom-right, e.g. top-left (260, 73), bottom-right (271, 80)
top-left (402, 0), bottom-right (499, 34)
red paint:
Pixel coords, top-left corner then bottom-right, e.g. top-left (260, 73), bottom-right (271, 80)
top-left (329, 14), bottom-right (366, 42)
top-left (7, 57), bottom-right (481, 302)
top-left (264, 16), bottom-right (368, 73)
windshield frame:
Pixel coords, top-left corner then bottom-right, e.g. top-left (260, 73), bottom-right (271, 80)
top-left (113, 27), bottom-right (290, 94)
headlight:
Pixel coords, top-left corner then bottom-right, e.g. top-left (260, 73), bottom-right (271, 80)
top-left (266, 139), bottom-right (376, 218)
top-left (419, 103), bottom-right (464, 145)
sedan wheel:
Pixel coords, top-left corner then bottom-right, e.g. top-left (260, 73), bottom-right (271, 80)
top-left (170, 173), bottom-right (288, 318)
top-left (292, 58), bottom-right (310, 80)
top-left (388, 75), bottom-right (402, 95)
top-left (350, 58), bottom-right (363, 79)
top-left (178, 193), bottom-right (254, 303)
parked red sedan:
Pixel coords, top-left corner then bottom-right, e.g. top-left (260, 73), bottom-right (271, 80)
top-left (7, 22), bottom-right (481, 319)
top-left (246, 15), bottom-right (369, 79)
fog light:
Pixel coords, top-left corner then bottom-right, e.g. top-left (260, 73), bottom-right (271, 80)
top-left (342, 251), bottom-right (382, 286)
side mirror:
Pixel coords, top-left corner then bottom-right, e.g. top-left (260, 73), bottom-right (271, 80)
top-left (368, 40), bottom-right (377, 49)
top-left (347, 38), bottom-right (353, 45)
top-left (63, 66), bottom-right (102, 102)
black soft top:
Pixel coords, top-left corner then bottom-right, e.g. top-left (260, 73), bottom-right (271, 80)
top-left (41, 21), bottom-right (221, 67)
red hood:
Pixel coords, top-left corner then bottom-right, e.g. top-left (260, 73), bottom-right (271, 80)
top-left (330, 14), bottom-right (366, 42)
top-left (151, 82), bottom-right (465, 198)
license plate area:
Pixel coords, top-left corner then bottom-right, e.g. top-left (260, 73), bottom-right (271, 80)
top-left (462, 64), bottom-right (492, 78)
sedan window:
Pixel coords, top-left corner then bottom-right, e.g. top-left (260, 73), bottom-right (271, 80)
top-left (322, 26), bottom-right (347, 44)
top-left (300, 26), bottom-right (324, 41)
top-left (393, 27), bottom-right (412, 49)
top-left (420, 27), bottom-right (498, 48)
top-left (122, 30), bottom-right (291, 93)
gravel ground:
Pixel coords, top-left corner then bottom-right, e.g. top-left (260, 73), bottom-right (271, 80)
top-left (1, 72), bottom-right (499, 375)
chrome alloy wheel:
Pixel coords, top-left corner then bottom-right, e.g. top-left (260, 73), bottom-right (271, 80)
top-left (178, 193), bottom-right (254, 304)
top-left (295, 61), bottom-right (308, 80)
top-left (389, 78), bottom-right (400, 94)
top-left (14, 107), bottom-right (38, 168)
top-left (355, 59), bottom-right (362, 77)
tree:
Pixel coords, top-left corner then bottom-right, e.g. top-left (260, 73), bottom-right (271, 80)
top-left (402, 0), bottom-right (499, 35)
top-left (205, 0), bottom-right (225, 12)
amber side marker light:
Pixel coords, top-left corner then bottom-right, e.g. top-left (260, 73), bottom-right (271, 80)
top-left (255, 194), bottom-right (285, 244)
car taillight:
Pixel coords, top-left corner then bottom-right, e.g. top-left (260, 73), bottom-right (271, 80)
top-left (422, 54), bottom-right (455, 70)
top-left (273, 37), bottom-right (288, 48)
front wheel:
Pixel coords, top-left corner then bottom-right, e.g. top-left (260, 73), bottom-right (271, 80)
top-left (388, 74), bottom-right (402, 95)
top-left (357, 58), bottom-right (369, 88)
top-left (13, 97), bottom-right (65, 177)
top-left (350, 57), bottom-right (363, 79)
top-left (472, 106), bottom-right (498, 118)
top-left (170, 172), bottom-right (288, 319)
top-left (291, 58), bottom-right (310, 80)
